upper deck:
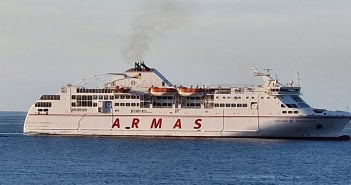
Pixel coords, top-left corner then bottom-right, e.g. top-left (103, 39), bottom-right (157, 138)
top-left (30, 62), bottom-right (312, 117)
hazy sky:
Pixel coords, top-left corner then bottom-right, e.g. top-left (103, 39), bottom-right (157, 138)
top-left (1, 0), bottom-right (351, 111)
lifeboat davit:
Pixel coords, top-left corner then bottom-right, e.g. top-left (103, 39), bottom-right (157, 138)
top-left (150, 87), bottom-right (177, 96)
top-left (178, 87), bottom-right (205, 97)
top-left (114, 86), bottom-right (131, 93)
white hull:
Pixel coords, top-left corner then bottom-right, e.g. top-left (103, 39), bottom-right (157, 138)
top-left (24, 63), bottom-right (351, 139)
top-left (24, 113), bottom-right (350, 138)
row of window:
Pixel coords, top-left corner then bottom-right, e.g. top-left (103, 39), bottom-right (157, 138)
top-left (37, 109), bottom-right (49, 112)
top-left (116, 95), bottom-right (140, 99)
top-left (40, 95), bottom-right (60, 100)
top-left (282, 111), bottom-right (299, 114)
top-left (260, 96), bottom-right (276, 100)
top-left (72, 95), bottom-right (140, 101)
top-left (115, 103), bottom-right (140, 107)
top-left (279, 88), bottom-right (300, 93)
top-left (153, 103), bottom-right (173, 107)
top-left (155, 96), bottom-right (174, 100)
top-left (216, 96), bottom-right (278, 100)
top-left (281, 104), bottom-right (298, 108)
top-left (183, 103), bottom-right (201, 107)
top-left (72, 101), bottom-right (97, 107)
top-left (184, 97), bottom-right (202, 100)
top-left (215, 103), bottom-right (248, 108)
top-left (216, 96), bottom-right (247, 100)
top-left (77, 88), bottom-right (113, 94)
top-left (35, 102), bottom-right (52, 107)
top-left (271, 88), bottom-right (300, 93)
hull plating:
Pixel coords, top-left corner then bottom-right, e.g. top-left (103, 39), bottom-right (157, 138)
top-left (24, 114), bottom-right (350, 138)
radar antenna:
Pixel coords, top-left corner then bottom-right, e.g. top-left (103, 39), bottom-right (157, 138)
top-left (264, 68), bottom-right (273, 73)
top-left (297, 72), bottom-right (301, 86)
top-left (251, 66), bottom-right (271, 77)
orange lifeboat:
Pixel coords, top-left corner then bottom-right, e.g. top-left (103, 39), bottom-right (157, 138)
top-left (178, 87), bottom-right (205, 97)
top-left (114, 86), bottom-right (131, 93)
top-left (150, 87), bottom-right (177, 96)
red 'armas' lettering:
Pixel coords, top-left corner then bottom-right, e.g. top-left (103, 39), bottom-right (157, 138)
top-left (194, 119), bottom-right (202, 129)
top-left (173, 119), bottom-right (182, 129)
top-left (112, 118), bottom-right (120, 129)
top-left (132, 118), bottom-right (140, 128)
top-left (151, 118), bottom-right (162, 129)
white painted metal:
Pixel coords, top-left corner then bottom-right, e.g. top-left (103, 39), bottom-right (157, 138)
top-left (24, 62), bottom-right (351, 138)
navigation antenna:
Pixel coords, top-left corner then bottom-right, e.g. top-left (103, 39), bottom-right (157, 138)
top-left (264, 68), bottom-right (273, 74)
top-left (297, 72), bottom-right (301, 86)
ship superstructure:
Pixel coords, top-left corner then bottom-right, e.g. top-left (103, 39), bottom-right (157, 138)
top-left (24, 62), bottom-right (351, 138)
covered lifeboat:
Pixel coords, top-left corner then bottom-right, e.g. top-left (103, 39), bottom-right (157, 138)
top-left (150, 87), bottom-right (178, 96)
top-left (178, 87), bottom-right (205, 97)
top-left (114, 86), bottom-right (131, 93)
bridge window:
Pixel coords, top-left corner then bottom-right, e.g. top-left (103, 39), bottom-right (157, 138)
top-left (40, 95), bottom-right (60, 100)
top-left (291, 96), bottom-right (303, 102)
top-left (298, 103), bottom-right (310, 108)
top-left (35, 102), bottom-right (52, 107)
top-left (286, 104), bottom-right (298, 108)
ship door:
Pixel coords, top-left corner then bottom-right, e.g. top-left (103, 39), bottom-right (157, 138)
top-left (251, 102), bottom-right (258, 110)
top-left (98, 101), bottom-right (112, 114)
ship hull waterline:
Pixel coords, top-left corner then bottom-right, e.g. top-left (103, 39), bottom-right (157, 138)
top-left (24, 113), bottom-right (351, 140)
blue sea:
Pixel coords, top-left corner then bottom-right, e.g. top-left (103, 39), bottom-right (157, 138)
top-left (1, 112), bottom-right (351, 185)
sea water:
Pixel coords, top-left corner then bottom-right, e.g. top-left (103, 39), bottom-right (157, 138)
top-left (0, 112), bottom-right (351, 185)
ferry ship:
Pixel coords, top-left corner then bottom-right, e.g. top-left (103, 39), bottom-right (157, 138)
top-left (24, 62), bottom-right (351, 139)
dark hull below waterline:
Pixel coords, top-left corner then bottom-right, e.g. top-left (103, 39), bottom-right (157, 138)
top-left (23, 132), bottom-right (351, 141)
